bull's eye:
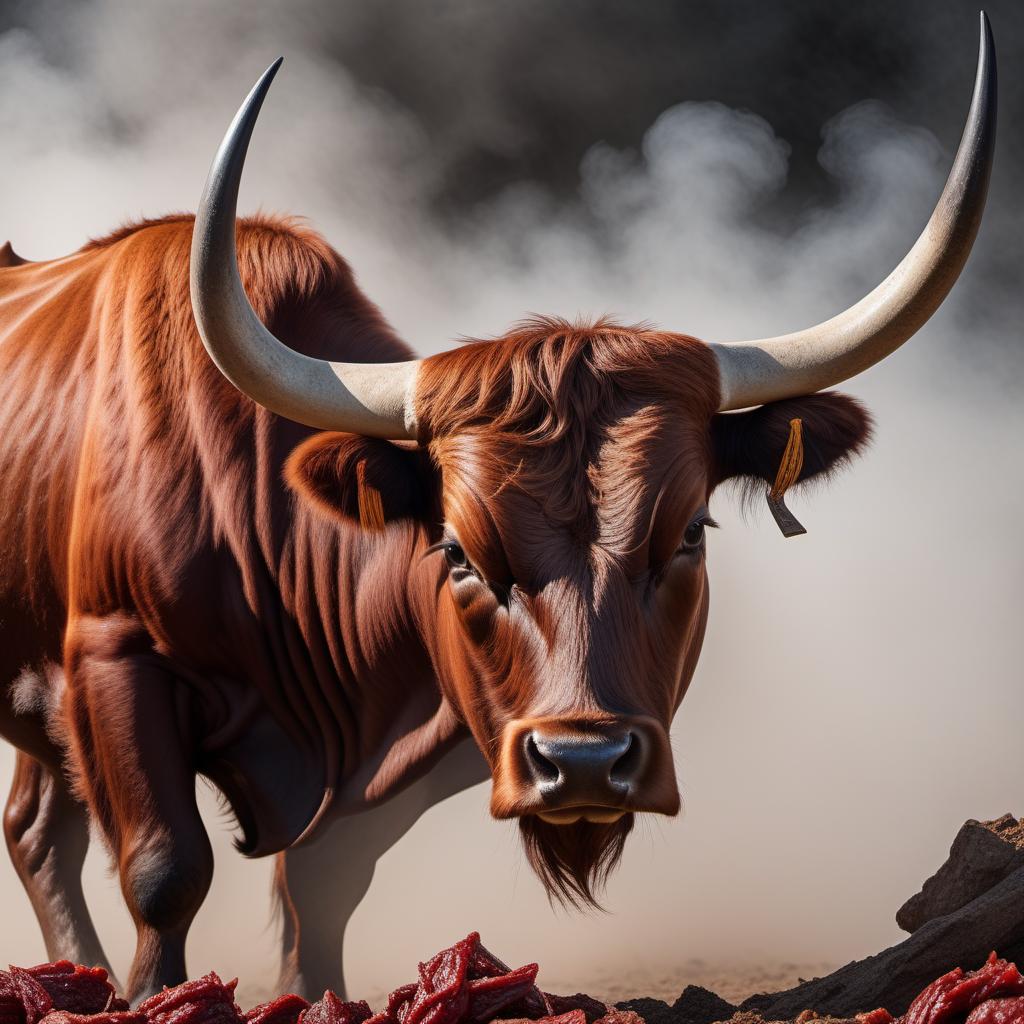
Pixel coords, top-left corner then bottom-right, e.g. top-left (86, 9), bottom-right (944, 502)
top-left (424, 537), bottom-right (480, 578)
top-left (677, 512), bottom-right (717, 557)
top-left (682, 521), bottom-right (705, 550)
top-left (443, 542), bottom-right (470, 571)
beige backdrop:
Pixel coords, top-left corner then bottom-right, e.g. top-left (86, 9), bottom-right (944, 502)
top-left (0, 0), bottom-right (1021, 1006)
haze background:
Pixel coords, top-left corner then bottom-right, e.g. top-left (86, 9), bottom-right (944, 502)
top-left (1, 0), bottom-right (1022, 1004)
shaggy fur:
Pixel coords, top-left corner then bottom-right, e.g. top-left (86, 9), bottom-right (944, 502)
top-left (0, 214), bottom-right (872, 993)
top-left (411, 318), bottom-right (870, 906)
top-left (520, 814), bottom-right (636, 910)
top-left (711, 391), bottom-right (874, 510)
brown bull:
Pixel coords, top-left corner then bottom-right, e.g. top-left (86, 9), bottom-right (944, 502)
top-left (0, 16), bottom-right (995, 1007)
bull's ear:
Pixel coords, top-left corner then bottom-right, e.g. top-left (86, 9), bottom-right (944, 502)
top-left (286, 432), bottom-right (436, 529)
top-left (709, 391), bottom-right (873, 494)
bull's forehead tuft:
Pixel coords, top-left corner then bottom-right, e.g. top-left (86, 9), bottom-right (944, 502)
top-left (415, 316), bottom-right (721, 442)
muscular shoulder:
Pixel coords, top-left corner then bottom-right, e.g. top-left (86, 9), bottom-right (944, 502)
top-left (83, 213), bottom-right (412, 363)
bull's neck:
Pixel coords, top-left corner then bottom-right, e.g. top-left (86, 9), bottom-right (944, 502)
top-left (244, 431), bottom-right (463, 814)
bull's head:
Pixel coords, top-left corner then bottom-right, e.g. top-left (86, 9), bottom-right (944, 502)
top-left (190, 18), bottom-right (996, 906)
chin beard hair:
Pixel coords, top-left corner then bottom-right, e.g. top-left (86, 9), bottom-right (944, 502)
top-left (519, 813), bottom-right (635, 910)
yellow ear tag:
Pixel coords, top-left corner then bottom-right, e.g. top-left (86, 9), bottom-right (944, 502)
top-left (766, 418), bottom-right (807, 538)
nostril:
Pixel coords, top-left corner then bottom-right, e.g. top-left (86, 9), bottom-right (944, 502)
top-left (609, 732), bottom-right (642, 785)
top-left (525, 733), bottom-right (560, 784)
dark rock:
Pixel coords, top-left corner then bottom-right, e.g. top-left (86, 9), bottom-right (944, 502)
top-left (543, 815), bottom-right (1024, 1024)
top-left (754, 863), bottom-right (1024, 1019)
top-left (897, 815), bottom-right (1024, 934)
top-left (616, 985), bottom-right (737, 1024)
top-left (672, 987), bottom-right (737, 1024)
top-left (737, 996), bottom-right (775, 1015)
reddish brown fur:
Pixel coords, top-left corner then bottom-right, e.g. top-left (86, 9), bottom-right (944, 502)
top-left (0, 215), bottom-right (457, 997)
top-left (412, 321), bottom-right (721, 750)
top-left (0, 214), bottom-right (870, 992)
top-left (408, 320), bottom-right (867, 905)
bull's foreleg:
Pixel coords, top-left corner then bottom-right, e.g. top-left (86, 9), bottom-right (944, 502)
top-left (274, 739), bottom-right (488, 998)
top-left (64, 617), bottom-right (213, 1004)
top-left (3, 750), bottom-right (115, 975)
top-left (273, 822), bottom-right (377, 1000)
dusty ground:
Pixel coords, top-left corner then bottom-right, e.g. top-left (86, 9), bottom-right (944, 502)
top-left (335, 962), bottom-right (837, 1018)
top-left (539, 963), bottom-right (837, 1006)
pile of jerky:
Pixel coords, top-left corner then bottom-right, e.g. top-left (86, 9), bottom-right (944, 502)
top-left (2, 934), bottom-right (1024, 1024)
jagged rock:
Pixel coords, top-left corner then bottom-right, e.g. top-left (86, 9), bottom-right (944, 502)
top-left (751, 863), bottom-right (1024, 1019)
top-left (897, 815), bottom-right (1024, 933)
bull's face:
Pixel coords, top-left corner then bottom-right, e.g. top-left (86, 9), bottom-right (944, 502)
top-left (190, 29), bottom-right (993, 905)
top-left (420, 330), bottom-right (720, 835)
top-left (286, 321), bottom-right (871, 905)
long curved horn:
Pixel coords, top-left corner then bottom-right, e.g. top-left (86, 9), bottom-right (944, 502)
top-left (190, 59), bottom-right (419, 438)
top-left (711, 12), bottom-right (997, 412)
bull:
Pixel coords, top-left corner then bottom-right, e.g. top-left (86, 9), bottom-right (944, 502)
top-left (0, 15), bottom-right (996, 1006)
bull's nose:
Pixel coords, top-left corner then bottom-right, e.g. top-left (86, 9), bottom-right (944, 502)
top-left (489, 715), bottom-right (680, 821)
top-left (524, 729), bottom-right (642, 798)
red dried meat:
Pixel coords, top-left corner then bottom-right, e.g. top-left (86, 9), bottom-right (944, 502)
top-left (364, 933), bottom-right (550, 1024)
top-left (541, 996), bottom-right (606, 1024)
top-left (25, 963), bottom-right (127, 1015)
top-left (904, 954), bottom-right (1024, 1024)
top-left (592, 1012), bottom-right (643, 1024)
top-left (404, 936), bottom-right (473, 1024)
top-left (361, 985), bottom-right (419, 1024)
top-left (966, 997), bottom-right (1024, 1024)
top-left (0, 973), bottom-right (31, 1024)
top-left (465, 942), bottom-right (546, 1020)
top-left (297, 994), bottom-right (371, 1024)
top-left (246, 995), bottom-right (310, 1024)
top-left (0, 986), bottom-right (20, 1024)
top-left (388, 986), bottom-right (420, 1022)
top-left (466, 947), bottom-right (522, 986)
top-left (856, 1010), bottom-right (894, 1024)
top-left (495, 1012), bottom-right (587, 1024)
top-left (37, 1013), bottom-right (146, 1024)
top-left (138, 972), bottom-right (243, 1024)
top-left (14, 936), bottom-right (1024, 1024)
top-left (466, 963), bottom-right (539, 1024)
top-left (2, 969), bottom-right (53, 1024)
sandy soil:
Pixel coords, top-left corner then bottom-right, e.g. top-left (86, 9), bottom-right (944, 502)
top-left (538, 962), bottom-right (838, 1007)
top-left (335, 962), bottom-right (838, 1019)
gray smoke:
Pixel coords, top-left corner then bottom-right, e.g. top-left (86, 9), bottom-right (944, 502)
top-left (0, 0), bottom-right (1022, 1004)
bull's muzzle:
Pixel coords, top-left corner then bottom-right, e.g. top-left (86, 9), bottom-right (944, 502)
top-left (490, 715), bottom-right (680, 822)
